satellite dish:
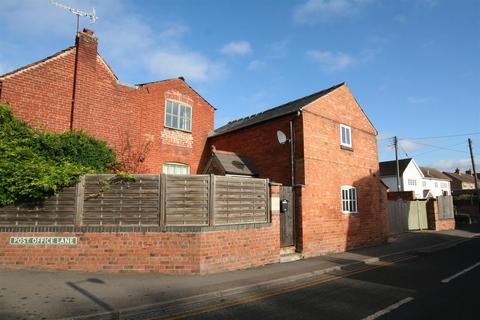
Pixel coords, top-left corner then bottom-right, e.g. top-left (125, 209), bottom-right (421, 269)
top-left (277, 130), bottom-right (287, 144)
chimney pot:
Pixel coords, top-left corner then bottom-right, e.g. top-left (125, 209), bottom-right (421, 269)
top-left (466, 169), bottom-right (472, 175)
top-left (455, 168), bottom-right (460, 174)
top-left (82, 28), bottom-right (94, 36)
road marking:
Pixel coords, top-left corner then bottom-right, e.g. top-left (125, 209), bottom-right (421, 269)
top-left (361, 297), bottom-right (414, 320)
top-left (441, 261), bottom-right (480, 283)
top-left (156, 255), bottom-right (416, 320)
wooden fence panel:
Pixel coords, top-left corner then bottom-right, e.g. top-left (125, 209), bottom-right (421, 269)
top-left (214, 176), bottom-right (268, 225)
top-left (164, 175), bottom-right (209, 226)
top-left (0, 186), bottom-right (76, 226)
top-left (438, 195), bottom-right (454, 220)
top-left (83, 174), bottom-right (160, 226)
top-left (388, 200), bottom-right (409, 234)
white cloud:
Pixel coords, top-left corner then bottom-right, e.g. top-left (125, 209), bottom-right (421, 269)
top-left (417, 0), bottom-right (438, 8)
top-left (407, 96), bottom-right (431, 104)
top-left (306, 50), bottom-right (354, 71)
top-left (266, 40), bottom-right (289, 59)
top-left (394, 14), bottom-right (407, 24)
top-left (398, 139), bottom-right (422, 152)
top-left (431, 159), bottom-right (479, 172)
top-left (0, 0), bottom-right (227, 84)
top-left (248, 59), bottom-right (267, 71)
top-left (294, 0), bottom-right (374, 24)
top-left (149, 50), bottom-right (227, 82)
top-left (221, 41), bottom-right (252, 56)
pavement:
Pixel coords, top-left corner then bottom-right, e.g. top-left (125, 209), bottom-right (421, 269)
top-left (1, 225), bottom-right (479, 320)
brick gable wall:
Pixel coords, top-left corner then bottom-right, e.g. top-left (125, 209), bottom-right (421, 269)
top-left (208, 85), bottom-right (388, 256)
top-left (0, 30), bottom-right (214, 174)
top-left (299, 85), bottom-right (388, 256)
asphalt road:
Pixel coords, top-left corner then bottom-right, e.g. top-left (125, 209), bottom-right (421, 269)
top-left (165, 237), bottom-right (480, 320)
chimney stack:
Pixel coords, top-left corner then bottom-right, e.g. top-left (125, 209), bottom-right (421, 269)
top-left (466, 169), bottom-right (473, 175)
top-left (455, 168), bottom-right (460, 174)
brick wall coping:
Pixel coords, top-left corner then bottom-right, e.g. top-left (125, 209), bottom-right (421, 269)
top-left (0, 223), bottom-right (272, 233)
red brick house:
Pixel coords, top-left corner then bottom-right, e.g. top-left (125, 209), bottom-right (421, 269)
top-left (0, 29), bottom-right (215, 174)
top-left (0, 28), bottom-right (388, 265)
top-left (208, 83), bottom-right (389, 256)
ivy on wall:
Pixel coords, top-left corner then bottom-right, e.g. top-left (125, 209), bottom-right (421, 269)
top-left (0, 104), bottom-right (117, 206)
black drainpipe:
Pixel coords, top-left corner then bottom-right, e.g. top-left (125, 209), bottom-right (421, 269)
top-left (70, 34), bottom-right (81, 131)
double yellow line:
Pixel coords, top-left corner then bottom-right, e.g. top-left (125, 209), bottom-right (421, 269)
top-left (156, 255), bottom-right (415, 320)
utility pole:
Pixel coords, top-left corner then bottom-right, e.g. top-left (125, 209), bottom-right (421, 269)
top-left (394, 136), bottom-right (402, 191)
top-left (468, 138), bottom-right (479, 190)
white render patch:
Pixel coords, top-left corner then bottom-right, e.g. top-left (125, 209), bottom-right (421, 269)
top-left (165, 89), bottom-right (194, 106)
top-left (0, 48), bottom-right (75, 80)
top-left (161, 128), bottom-right (193, 148)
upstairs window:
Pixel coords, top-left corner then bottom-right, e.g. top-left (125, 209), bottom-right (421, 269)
top-left (341, 186), bottom-right (358, 213)
top-left (340, 124), bottom-right (352, 148)
top-left (163, 162), bottom-right (190, 175)
top-left (165, 99), bottom-right (192, 132)
top-left (408, 179), bottom-right (417, 186)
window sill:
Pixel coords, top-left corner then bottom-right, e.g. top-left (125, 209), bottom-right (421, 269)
top-left (164, 126), bottom-right (192, 134)
top-left (340, 145), bottom-right (353, 152)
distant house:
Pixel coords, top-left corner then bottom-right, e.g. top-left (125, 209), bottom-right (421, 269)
top-left (379, 158), bottom-right (451, 198)
top-left (380, 158), bottom-right (424, 198)
top-left (443, 169), bottom-right (477, 190)
top-left (419, 167), bottom-right (451, 197)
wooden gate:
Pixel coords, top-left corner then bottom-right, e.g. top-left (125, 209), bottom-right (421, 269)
top-left (408, 200), bottom-right (428, 230)
top-left (388, 200), bottom-right (428, 234)
top-left (280, 186), bottom-right (294, 247)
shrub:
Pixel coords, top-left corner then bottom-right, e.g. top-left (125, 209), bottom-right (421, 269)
top-left (0, 104), bottom-right (117, 206)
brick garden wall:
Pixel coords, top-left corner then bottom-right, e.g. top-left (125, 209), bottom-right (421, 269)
top-left (0, 186), bottom-right (280, 275)
top-left (0, 29), bottom-right (214, 174)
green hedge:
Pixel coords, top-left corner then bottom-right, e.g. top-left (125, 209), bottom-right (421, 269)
top-left (0, 104), bottom-right (117, 206)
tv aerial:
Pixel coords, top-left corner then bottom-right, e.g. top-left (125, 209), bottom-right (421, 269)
top-left (50, 0), bottom-right (98, 33)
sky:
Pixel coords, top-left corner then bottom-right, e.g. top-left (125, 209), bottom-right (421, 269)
top-left (0, 0), bottom-right (479, 172)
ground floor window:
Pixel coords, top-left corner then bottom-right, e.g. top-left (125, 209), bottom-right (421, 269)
top-left (341, 186), bottom-right (358, 213)
top-left (163, 162), bottom-right (190, 175)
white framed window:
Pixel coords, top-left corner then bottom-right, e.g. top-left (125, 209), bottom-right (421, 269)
top-left (440, 182), bottom-right (447, 188)
top-left (422, 181), bottom-right (427, 187)
top-left (341, 186), bottom-right (358, 213)
top-left (163, 162), bottom-right (190, 175)
top-left (408, 179), bottom-right (417, 186)
top-left (434, 182), bottom-right (438, 188)
top-left (165, 99), bottom-right (192, 132)
top-left (340, 124), bottom-right (352, 148)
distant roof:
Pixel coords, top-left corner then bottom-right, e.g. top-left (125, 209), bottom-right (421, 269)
top-left (213, 150), bottom-right (259, 176)
top-left (210, 82), bottom-right (345, 137)
top-left (443, 172), bottom-right (476, 184)
top-left (379, 158), bottom-right (413, 176)
top-left (420, 167), bottom-right (451, 181)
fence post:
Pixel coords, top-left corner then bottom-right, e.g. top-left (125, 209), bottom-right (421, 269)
top-left (209, 174), bottom-right (216, 226)
top-left (160, 174), bottom-right (166, 228)
top-left (266, 179), bottom-right (270, 223)
top-left (74, 175), bottom-right (85, 227)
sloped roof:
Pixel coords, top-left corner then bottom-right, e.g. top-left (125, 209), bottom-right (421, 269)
top-left (213, 150), bottom-right (259, 176)
top-left (420, 167), bottom-right (450, 181)
top-left (443, 172), bottom-right (476, 184)
top-left (379, 158), bottom-right (413, 176)
top-left (210, 82), bottom-right (345, 137)
top-left (0, 46), bottom-right (75, 80)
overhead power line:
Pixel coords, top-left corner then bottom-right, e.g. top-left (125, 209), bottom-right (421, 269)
top-left (402, 131), bottom-right (480, 141)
